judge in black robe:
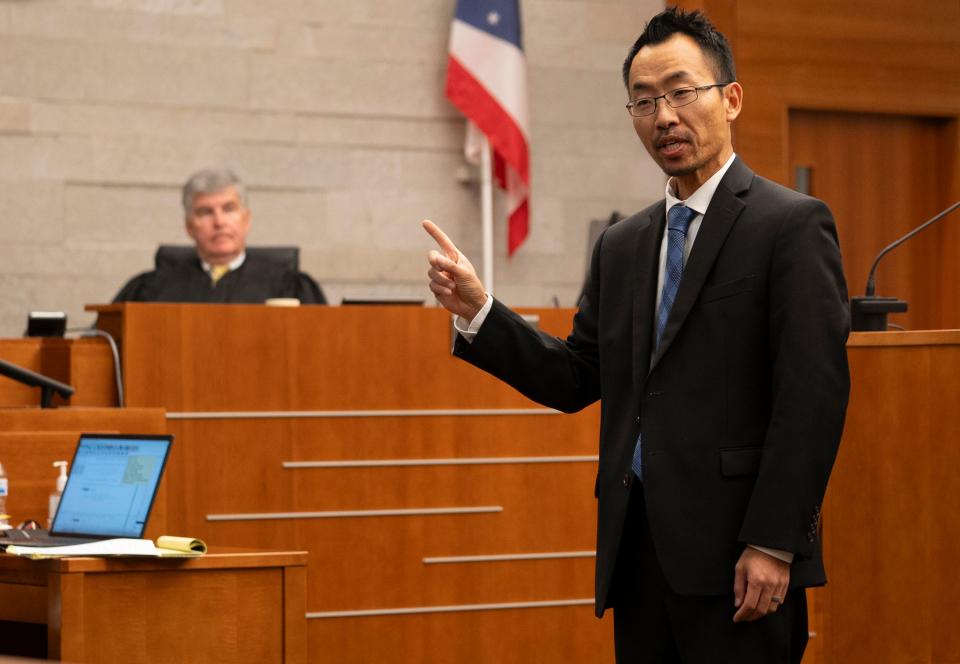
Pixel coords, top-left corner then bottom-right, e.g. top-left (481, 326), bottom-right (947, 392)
top-left (111, 167), bottom-right (326, 305)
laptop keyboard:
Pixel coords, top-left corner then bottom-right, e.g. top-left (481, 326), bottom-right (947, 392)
top-left (1, 530), bottom-right (100, 547)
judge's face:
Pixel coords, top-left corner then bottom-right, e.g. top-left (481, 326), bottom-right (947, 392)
top-left (627, 34), bottom-right (742, 199)
top-left (185, 186), bottom-right (251, 265)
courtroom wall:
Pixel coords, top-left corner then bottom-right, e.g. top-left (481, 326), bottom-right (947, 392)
top-left (0, 0), bottom-right (664, 336)
top-left (677, 0), bottom-right (960, 329)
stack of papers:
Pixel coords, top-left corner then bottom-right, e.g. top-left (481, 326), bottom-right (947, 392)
top-left (5, 535), bottom-right (207, 559)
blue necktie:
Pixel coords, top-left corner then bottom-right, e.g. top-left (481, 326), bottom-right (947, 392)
top-left (631, 204), bottom-right (696, 479)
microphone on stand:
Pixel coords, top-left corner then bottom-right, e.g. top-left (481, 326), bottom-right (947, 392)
top-left (850, 201), bottom-right (960, 331)
top-left (0, 359), bottom-right (75, 408)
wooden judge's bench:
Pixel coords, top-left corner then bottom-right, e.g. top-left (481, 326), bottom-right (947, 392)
top-left (0, 303), bottom-right (957, 663)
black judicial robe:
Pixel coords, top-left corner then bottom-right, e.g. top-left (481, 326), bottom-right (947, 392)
top-left (112, 254), bottom-right (327, 304)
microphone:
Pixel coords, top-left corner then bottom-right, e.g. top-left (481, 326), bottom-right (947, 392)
top-left (850, 201), bottom-right (960, 331)
top-left (0, 359), bottom-right (75, 408)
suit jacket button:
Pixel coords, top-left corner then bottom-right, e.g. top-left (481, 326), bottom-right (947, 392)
top-left (622, 473), bottom-right (632, 488)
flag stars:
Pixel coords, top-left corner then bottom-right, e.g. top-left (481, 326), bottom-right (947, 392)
top-left (487, 11), bottom-right (500, 26)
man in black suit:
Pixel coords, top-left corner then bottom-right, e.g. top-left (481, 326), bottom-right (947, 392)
top-left (113, 168), bottom-right (326, 304)
top-left (424, 7), bottom-right (849, 663)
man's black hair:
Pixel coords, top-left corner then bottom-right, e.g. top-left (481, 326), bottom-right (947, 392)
top-left (622, 7), bottom-right (736, 89)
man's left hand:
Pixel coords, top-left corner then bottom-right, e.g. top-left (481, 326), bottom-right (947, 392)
top-left (732, 547), bottom-right (790, 623)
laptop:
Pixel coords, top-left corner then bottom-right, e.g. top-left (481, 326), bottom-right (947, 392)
top-left (1, 433), bottom-right (172, 548)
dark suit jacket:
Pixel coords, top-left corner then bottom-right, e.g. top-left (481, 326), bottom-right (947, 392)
top-left (455, 158), bottom-right (850, 617)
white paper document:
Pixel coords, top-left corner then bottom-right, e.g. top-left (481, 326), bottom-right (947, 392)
top-left (5, 537), bottom-right (204, 559)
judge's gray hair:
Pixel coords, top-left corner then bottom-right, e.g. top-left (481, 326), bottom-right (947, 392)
top-left (181, 168), bottom-right (248, 213)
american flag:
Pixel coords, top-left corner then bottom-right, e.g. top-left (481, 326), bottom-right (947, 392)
top-left (445, 0), bottom-right (530, 256)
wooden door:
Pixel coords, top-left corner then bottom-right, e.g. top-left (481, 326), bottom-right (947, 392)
top-left (789, 110), bottom-right (956, 331)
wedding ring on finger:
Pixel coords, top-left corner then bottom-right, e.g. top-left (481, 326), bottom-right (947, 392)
top-left (771, 595), bottom-right (783, 604)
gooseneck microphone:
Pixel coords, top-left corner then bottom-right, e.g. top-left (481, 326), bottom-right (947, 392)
top-left (0, 359), bottom-right (75, 408)
top-left (850, 200), bottom-right (960, 331)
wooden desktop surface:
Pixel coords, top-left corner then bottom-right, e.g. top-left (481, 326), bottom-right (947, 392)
top-left (0, 548), bottom-right (307, 663)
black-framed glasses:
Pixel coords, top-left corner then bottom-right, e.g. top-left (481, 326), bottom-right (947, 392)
top-left (625, 82), bottom-right (732, 117)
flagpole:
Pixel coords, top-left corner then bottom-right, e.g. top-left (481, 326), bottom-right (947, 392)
top-left (479, 134), bottom-right (494, 292)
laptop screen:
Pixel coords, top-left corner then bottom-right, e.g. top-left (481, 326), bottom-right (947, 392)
top-left (51, 434), bottom-right (172, 538)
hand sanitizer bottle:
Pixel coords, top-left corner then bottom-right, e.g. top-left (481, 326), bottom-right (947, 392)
top-left (48, 460), bottom-right (68, 528)
top-left (0, 460), bottom-right (9, 529)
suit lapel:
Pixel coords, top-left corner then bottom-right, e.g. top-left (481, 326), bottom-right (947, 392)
top-left (632, 204), bottom-right (665, 391)
top-left (650, 159), bottom-right (753, 371)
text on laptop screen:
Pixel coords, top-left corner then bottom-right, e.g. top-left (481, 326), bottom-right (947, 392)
top-left (52, 435), bottom-right (171, 537)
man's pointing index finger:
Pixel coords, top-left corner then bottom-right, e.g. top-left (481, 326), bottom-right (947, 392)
top-left (422, 219), bottom-right (460, 263)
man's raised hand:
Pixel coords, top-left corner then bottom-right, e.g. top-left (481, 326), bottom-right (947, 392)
top-left (422, 220), bottom-right (487, 322)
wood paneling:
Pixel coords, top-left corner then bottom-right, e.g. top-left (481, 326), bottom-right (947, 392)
top-left (167, 417), bottom-right (597, 609)
top-left (0, 341), bottom-right (42, 407)
top-left (0, 338), bottom-right (118, 408)
top-left (811, 331), bottom-right (960, 663)
top-left (675, 0), bottom-right (960, 329)
top-left (95, 304), bottom-right (611, 664)
top-left (51, 303), bottom-right (959, 663)
top-left (91, 303), bottom-right (587, 411)
top-left (307, 608), bottom-right (610, 664)
top-left (0, 550), bottom-right (307, 663)
top-left (789, 111), bottom-right (953, 330)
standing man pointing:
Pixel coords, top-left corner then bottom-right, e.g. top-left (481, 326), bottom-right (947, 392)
top-left (424, 7), bottom-right (849, 663)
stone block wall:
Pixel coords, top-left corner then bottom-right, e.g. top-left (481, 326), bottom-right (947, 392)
top-left (0, 0), bottom-right (664, 335)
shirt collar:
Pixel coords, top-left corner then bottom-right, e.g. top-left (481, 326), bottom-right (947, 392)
top-left (664, 152), bottom-right (737, 216)
top-left (201, 251), bottom-right (246, 273)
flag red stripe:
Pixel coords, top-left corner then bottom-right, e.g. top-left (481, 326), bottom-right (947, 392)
top-left (446, 56), bottom-right (529, 183)
top-left (493, 151), bottom-right (506, 189)
top-left (507, 199), bottom-right (529, 256)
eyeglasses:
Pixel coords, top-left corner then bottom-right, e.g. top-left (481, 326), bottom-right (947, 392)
top-left (625, 83), bottom-right (731, 117)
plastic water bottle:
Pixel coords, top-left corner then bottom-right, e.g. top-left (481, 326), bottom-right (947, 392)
top-left (0, 460), bottom-right (10, 529)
